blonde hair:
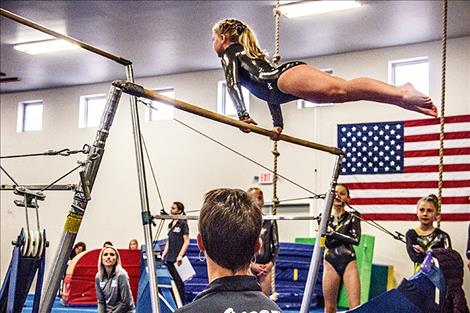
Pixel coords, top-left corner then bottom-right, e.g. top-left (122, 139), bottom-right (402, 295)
top-left (417, 194), bottom-right (440, 212)
top-left (97, 246), bottom-right (122, 280)
top-left (213, 18), bottom-right (268, 61)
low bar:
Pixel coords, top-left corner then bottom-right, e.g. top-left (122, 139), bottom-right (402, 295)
top-left (113, 81), bottom-right (343, 155)
top-left (152, 214), bottom-right (320, 221)
top-left (1, 184), bottom-right (76, 191)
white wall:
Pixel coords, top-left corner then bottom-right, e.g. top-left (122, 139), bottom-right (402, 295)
top-left (1, 37), bottom-right (469, 298)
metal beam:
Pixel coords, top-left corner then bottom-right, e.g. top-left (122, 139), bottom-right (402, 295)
top-left (112, 81), bottom-right (343, 155)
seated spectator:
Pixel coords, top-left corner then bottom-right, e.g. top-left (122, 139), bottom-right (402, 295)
top-left (128, 239), bottom-right (139, 250)
top-left (95, 246), bottom-right (135, 313)
top-left (174, 188), bottom-right (281, 313)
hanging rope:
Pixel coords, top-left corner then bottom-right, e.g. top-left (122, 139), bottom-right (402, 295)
top-left (270, 0), bottom-right (281, 301)
top-left (437, 0), bottom-right (448, 228)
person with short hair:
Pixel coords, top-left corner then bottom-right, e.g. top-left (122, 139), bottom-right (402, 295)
top-left (247, 187), bottom-right (279, 296)
top-left (162, 201), bottom-right (189, 301)
top-left (175, 188), bottom-right (281, 313)
top-left (406, 194), bottom-right (452, 272)
top-left (95, 246), bottom-right (135, 313)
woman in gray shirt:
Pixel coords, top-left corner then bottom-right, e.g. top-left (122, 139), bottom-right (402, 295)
top-left (95, 246), bottom-right (135, 313)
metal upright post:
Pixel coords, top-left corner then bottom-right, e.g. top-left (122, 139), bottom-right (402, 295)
top-left (300, 155), bottom-right (343, 313)
top-left (126, 65), bottom-right (160, 313)
top-left (39, 86), bottom-right (122, 313)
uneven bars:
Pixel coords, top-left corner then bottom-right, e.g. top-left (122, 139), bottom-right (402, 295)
top-left (113, 80), bottom-right (343, 155)
top-left (0, 8), bottom-right (131, 66)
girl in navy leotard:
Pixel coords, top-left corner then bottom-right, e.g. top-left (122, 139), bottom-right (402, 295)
top-left (212, 18), bottom-right (437, 140)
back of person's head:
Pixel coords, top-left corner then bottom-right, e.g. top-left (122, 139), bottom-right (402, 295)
top-left (213, 18), bottom-right (268, 60)
top-left (173, 201), bottom-right (185, 215)
top-left (97, 246), bottom-right (122, 279)
top-left (103, 241), bottom-right (113, 248)
top-left (247, 187), bottom-right (264, 210)
top-left (199, 188), bottom-right (262, 272)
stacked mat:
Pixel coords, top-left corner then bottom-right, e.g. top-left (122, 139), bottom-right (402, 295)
top-left (184, 240), bottom-right (322, 310)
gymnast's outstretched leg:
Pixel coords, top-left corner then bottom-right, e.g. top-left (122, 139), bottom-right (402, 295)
top-left (277, 64), bottom-right (436, 117)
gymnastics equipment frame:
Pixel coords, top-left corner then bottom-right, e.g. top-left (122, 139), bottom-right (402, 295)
top-left (113, 80), bottom-right (344, 312)
top-left (0, 9), bottom-right (161, 313)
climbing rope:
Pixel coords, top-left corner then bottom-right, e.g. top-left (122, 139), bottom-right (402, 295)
top-left (437, 0), bottom-right (448, 228)
top-left (270, 0), bottom-right (281, 300)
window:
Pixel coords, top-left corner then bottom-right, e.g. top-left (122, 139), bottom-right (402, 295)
top-left (79, 94), bottom-right (106, 128)
top-left (297, 69), bottom-right (334, 109)
top-left (389, 57), bottom-right (429, 95)
top-left (217, 81), bottom-right (250, 116)
top-left (145, 88), bottom-right (175, 121)
top-left (17, 100), bottom-right (43, 132)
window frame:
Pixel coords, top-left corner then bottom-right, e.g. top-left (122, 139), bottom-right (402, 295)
top-left (145, 87), bottom-right (175, 122)
top-left (79, 93), bottom-right (107, 128)
top-left (17, 99), bottom-right (43, 132)
top-left (217, 81), bottom-right (250, 117)
top-left (388, 56), bottom-right (429, 96)
top-left (297, 68), bottom-right (334, 109)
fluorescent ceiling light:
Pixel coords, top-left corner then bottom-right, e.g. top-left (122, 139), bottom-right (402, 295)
top-left (14, 39), bottom-right (79, 55)
top-left (280, 1), bottom-right (362, 18)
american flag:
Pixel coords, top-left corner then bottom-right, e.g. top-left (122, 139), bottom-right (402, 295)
top-left (337, 114), bottom-right (470, 221)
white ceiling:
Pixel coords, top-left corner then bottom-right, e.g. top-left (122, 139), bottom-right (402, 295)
top-left (1, 0), bottom-right (470, 93)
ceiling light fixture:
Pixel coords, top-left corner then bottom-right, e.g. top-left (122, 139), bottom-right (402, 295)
top-left (279, 0), bottom-right (362, 18)
top-left (14, 39), bottom-right (79, 55)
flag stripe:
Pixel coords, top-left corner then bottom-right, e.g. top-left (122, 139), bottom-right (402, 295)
top-left (352, 188), bottom-right (470, 198)
top-left (350, 196), bottom-right (469, 205)
top-left (404, 114), bottom-right (470, 127)
top-left (339, 171), bottom-right (469, 183)
top-left (346, 180), bottom-right (470, 189)
top-left (404, 147), bottom-right (470, 157)
top-left (404, 163), bottom-right (470, 173)
top-left (404, 123), bottom-right (470, 136)
top-left (349, 204), bottom-right (468, 213)
top-left (404, 131), bottom-right (470, 142)
top-left (405, 139), bottom-right (470, 151)
top-left (362, 213), bottom-right (470, 221)
top-left (404, 155), bottom-right (469, 166)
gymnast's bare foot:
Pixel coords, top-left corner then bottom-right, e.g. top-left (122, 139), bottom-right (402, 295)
top-left (399, 83), bottom-right (437, 117)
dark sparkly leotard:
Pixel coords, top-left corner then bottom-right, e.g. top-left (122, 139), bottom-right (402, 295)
top-left (221, 43), bottom-right (305, 128)
top-left (325, 211), bottom-right (361, 277)
top-left (405, 227), bottom-right (452, 271)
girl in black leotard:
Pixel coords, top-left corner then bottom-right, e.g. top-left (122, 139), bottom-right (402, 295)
top-left (212, 19), bottom-right (437, 140)
top-left (405, 194), bottom-right (452, 272)
top-left (323, 184), bottom-right (361, 313)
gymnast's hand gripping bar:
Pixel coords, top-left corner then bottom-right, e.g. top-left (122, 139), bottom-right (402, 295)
top-left (112, 80), bottom-right (344, 156)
